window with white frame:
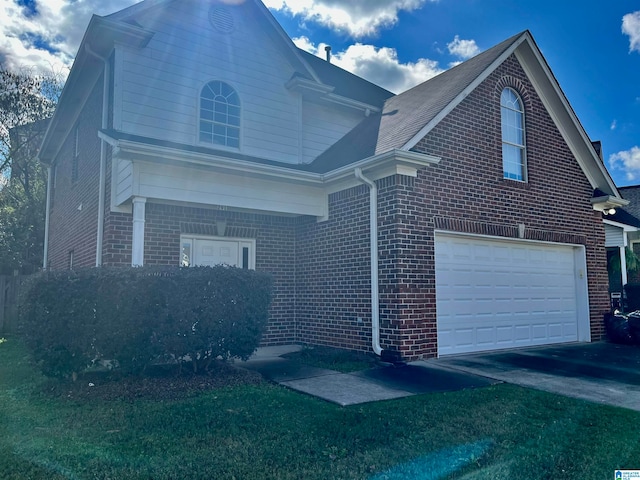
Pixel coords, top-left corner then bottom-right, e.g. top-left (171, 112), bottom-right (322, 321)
top-left (181, 235), bottom-right (255, 269)
top-left (500, 87), bottom-right (526, 181)
top-left (199, 81), bottom-right (240, 148)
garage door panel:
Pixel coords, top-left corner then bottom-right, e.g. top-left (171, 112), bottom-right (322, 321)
top-left (476, 328), bottom-right (495, 345)
top-left (436, 234), bottom-right (581, 356)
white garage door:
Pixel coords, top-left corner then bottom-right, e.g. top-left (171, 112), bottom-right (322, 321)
top-left (435, 233), bottom-right (587, 356)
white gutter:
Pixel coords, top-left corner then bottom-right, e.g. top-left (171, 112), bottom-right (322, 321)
top-left (354, 167), bottom-right (382, 356)
top-left (85, 44), bottom-right (109, 267)
top-left (42, 166), bottom-right (52, 269)
top-left (100, 134), bottom-right (441, 187)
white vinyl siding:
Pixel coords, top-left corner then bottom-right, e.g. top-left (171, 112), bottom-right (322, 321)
top-left (604, 223), bottom-right (625, 248)
top-left (302, 103), bottom-right (363, 163)
top-left (123, 161), bottom-right (327, 218)
top-left (116, 1), bottom-right (303, 163)
top-left (114, 159), bottom-right (133, 206)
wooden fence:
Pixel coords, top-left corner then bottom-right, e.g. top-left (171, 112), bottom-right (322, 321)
top-left (0, 275), bottom-right (23, 335)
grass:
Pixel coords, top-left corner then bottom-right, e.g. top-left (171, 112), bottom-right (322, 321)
top-left (282, 345), bottom-right (378, 372)
top-left (1, 338), bottom-right (640, 479)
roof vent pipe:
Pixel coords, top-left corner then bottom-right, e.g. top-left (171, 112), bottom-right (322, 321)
top-left (325, 45), bottom-right (331, 62)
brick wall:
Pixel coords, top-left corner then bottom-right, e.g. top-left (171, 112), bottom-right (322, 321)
top-left (138, 203), bottom-right (298, 345)
top-left (294, 54), bottom-right (608, 360)
top-left (295, 185), bottom-right (373, 351)
top-left (405, 54), bottom-right (609, 356)
top-left (47, 74), bottom-right (104, 270)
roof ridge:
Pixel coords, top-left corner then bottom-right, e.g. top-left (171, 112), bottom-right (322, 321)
top-left (394, 30), bottom-right (527, 99)
top-left (296, 48), bottom-right (394, 95)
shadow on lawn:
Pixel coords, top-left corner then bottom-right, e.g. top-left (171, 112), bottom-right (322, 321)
top-left (39, 361), bottom-right (264, 402)
top-left (281, 345), bottom-right (378, 373)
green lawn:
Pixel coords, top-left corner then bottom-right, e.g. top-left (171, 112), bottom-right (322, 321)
top-left (1, 337), bottom-right (639, 480)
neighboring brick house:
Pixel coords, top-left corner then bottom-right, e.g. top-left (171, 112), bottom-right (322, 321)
top-left (39, 0), bottom-right (626, 360)
top-left (603, 186), bottom-right (640, 294)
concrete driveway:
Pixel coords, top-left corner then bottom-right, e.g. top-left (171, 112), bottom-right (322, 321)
top-left (431, 342), bottom-right (640, 411)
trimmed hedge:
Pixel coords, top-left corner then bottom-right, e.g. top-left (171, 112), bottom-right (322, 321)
top-left (19, 266), bottom-right (272, 378)
top-left (625, 284), bottom-right (640, 312)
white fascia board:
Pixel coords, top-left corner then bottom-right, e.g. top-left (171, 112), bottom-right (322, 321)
top-left (101, 134), bottom-right (324, 185)
top-left (255, 0), bottom-right (322, 84)
top-left (603, 219), bottom-right (639, 232)
top-left (514, 41), bottom-right (622, 198)
top-left (101, 132), bottom-right (441, 189)
top-left (322, 149), bottom-right (441, 183)
top-left (591, 195), bottom-right (630, 211)
top-left (400, 34), bottom-right (528, 152)
top-left (322, 93), bottom-right (382, 114)
top-left (287, 77), bottom-right (382, 114)
top-left (285, 76), bottom-right (334, 95)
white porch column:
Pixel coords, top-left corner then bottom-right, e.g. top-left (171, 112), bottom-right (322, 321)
top-left (132, 197), bottom-right (146, 267)
top-left (620, 245), bottom-right (629, 287)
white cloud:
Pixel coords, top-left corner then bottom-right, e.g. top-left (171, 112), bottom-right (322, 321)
top-left (611, 119), bottom-right (617, 131)
top-left (609, 146), bottom-right (640, 180)
top-left (0, 0), bottom-right (137, 76)
top-left (447, 35), bottom-right (479, 60)
top-left (622, 11), bottom-right (640, 53)
top-left (294, 36), bottom-right (443, 93)
top-left (264, 0), bottom-right (432, 38)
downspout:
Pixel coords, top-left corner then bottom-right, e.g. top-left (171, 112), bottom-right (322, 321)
top-left (354, 168), bottom-right (382, 356)
top-left (85, 44), bottom-right (109, 267)
top-left (42, 166), bottom-right (52, 269)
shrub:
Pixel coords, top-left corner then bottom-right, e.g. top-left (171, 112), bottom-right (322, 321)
top-left (19, 266), bottom-right (272, 378)
top-left (625, 283), bottom-right (640, 312)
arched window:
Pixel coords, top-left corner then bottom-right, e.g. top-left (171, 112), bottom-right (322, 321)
top-left (199, 81), bottom-right (240, 148)
top-left (500, 88), bottom-right (526, 181)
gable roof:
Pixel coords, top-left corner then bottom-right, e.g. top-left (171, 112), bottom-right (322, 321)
top-left (40, 0), bottom-right (391, 164)
top-left (310, 32), bottom-right (523, 172)
top-left (312, 30), bottom-right (623, 200)
top-left (618, 186), bottom-right (640, 219)
top-left (608, 208), bottom-right (640, 229)
top-left (378, 32), bottom-right (524, 154)
top-left (297, 49), bottom-right (394, 109)
top-left (608, 185), bottom-right (640, 229)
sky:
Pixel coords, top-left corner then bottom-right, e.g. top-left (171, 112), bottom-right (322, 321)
top-left (1, 0), bottom-right (639, 186)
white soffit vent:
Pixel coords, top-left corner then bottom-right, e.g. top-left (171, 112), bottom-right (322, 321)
top-left (209, 6), bottom-right (235, 33)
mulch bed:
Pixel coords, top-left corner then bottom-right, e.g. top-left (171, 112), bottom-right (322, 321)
top-left (39, 361), bottom-right (264, 402)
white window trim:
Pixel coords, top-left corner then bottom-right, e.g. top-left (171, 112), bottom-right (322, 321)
top-left (501, 87), bottom-right (527, 182)
top-left (197, 80), bottom-right (242, 151)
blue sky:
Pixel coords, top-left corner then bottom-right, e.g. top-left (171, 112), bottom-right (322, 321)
top-left (1, 0), bottom-right (639, 186)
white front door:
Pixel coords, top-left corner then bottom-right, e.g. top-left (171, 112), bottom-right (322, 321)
top-left (435, 233), bottom-right (589, 356)
top-left (181, 236), bottom-right (255, 269)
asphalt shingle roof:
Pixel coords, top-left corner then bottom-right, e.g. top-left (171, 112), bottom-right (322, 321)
top-left (309, 31), bottom-right (526, 172)
top-left (619, 186), bottom-right (640, 221)
top-left (298, 49), bottom-right (394, 109)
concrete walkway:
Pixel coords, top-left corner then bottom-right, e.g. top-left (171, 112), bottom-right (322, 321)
top-left (240, 343), bottom-right (640, 411)
top-left (434, 342), bottom-right (640, 412)
top-left (240, 345), bottom-right (497, 406)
